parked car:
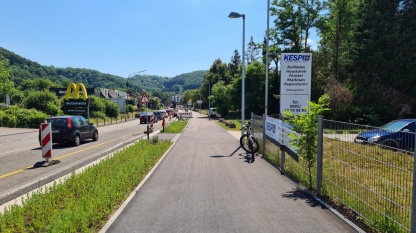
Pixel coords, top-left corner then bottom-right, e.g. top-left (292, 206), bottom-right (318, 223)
top-left (354, 119), bottom-right (416, 152)
top-left (153, 111), bottom-right (162, 121)
top-left (38, 115), bottom-right (98, 146)
top-left (139, 111), bottom-right (155, 124)
top-left (159, 109), bottom-right (168, 118)
top-left (209, 107), bottom-right (221, 118)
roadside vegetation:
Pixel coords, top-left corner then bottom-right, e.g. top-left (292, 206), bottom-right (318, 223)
top-left (0, 139), bottom-right (172, 232)
top-left (217, 119), bottom-right (244, 132)
top-left (161, 119), bottom-right (188, 133)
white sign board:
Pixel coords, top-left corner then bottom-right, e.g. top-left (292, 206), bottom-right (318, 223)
top-left (280, 53), bottom-right (312, 115)
top-left (109, 97), bottom-right (127, 113)
top-left (280, 95), bottom-right (309, 114)
top-left (265, 116), bottom-right (298, 153)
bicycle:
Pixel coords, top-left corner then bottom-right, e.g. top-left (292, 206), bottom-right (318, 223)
top-left (240, 122), bottom-right (259, 163)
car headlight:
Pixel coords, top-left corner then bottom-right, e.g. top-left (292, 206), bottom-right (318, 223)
top-left (368, 135), bottom-right (381, 143)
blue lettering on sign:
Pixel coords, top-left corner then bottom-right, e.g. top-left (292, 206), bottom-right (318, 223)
top-left (266, 122), bottom-right (276, 134)
top-left (283, 54), bottom-right (310, 62)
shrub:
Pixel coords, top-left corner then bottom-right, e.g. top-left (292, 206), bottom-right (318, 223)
top-left (151, 136), bottom-right (159, 144)
top-left (89, 96), bottom-right (106, 113)
top-left (0, 107), bottom-right (48, 128)
top-left (105, 101), bottom-right (119, 118)
top-left (91, 111), bottom-right (106, 119)
top-left (25, 91), bottom-right (60, 115)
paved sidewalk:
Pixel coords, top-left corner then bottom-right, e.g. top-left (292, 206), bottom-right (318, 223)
top-left (101, 112), bottom-right (360, 233)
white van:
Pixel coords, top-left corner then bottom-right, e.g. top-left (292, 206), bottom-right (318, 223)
top-left (209, 107), bottom-right (221, 118)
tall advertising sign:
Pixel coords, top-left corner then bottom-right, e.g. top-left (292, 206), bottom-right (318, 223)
top-left (280, 53), bottom-right (312, 115)
top-left (64, 83), bottom-right (90, 119)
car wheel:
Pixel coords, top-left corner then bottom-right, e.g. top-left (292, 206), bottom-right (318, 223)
top-left (381, 139), bottom-right (398, 151)
top-left (73, 134), bottom-right (81, 146)
top-left (92, 131), bottom-right (98, 141)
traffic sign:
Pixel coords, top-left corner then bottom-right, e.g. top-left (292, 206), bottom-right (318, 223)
top-left (140, 92), bottom-right (150, 104)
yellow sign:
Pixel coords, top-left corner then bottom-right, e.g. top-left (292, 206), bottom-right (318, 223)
top-left (65, 83), bottom-right (88, 100)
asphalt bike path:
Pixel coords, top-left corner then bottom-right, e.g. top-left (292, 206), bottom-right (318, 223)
top-left (101, 112), bottom-right (359, 233)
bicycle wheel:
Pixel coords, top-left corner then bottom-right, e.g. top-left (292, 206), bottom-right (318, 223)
top-left (240, 134), bottom-right (250, 152)
top-left (240, 135), bottom-right (259, 153)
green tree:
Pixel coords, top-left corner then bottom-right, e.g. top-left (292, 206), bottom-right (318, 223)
top-left (18, 78), bottom-right (55, 91)
top-left (228, 49), bottom-right (241, 78)
top-left (25, 91), bottom-right (60, 116)
top-left (245, 36), bottom-right (260, 64)
top-left (284, 94), bottom-right (330, 189)
top-left (201, 59), bottom-right (230, 109)
top-left (0, 55), bottom-right (14, 101)
top-left (317, 0), bottom-right (360, 81)
top-left (348, 0), bottom-right (416, 123)
top-left (271, 0), bottom-right (325, 52)
top-left (181, 89), bottom-right (199, 108)
top-left (105, 101), bottom-right (119, 118)
top-left (243, 60), bottom-right (266, 115)
top-left (210, 81), bottom-right (232, 117)
top-left (89, 96), bottom-right (106, 115)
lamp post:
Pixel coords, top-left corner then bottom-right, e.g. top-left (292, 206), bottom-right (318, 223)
top-left (228, 11), bottom-right (246, 135)
top-left (126, 70), bottom-right (146, 116)
top-left (207, 82), bottom-right (211, 120)
top-left (265, 0), bottom-right (270, 117)
top-left (202, 82), bottom-right (211, 119)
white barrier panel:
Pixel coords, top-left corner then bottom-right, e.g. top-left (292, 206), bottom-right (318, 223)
top-left (178, 112), bottom-right (193, 118)
top-left (41, 123), bottom-right (52, 160)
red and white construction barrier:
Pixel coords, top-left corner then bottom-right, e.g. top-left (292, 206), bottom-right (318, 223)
top-left (178, 111), bottom-right (193, 118)
top-left (41, 123), bottom-right (52, 160)
top-left (149, 115), bottom-right (154, 128)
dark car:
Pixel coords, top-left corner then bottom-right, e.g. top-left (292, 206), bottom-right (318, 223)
top-left (139, 111), bottom-right (155, 124)
top-left (153, 111), bottom-right (162, 121)
top-left (39, 115), bottom-right (98, 146)
top-left (354, 119), bottom-right (416, 152)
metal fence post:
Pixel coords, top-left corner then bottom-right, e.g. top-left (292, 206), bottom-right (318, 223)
top-left (263, 114), bottom-right (266, 157)
top-left (410, 128), bottom-right (416, 233)
top-left (316, 115), bottom-right (323, 195)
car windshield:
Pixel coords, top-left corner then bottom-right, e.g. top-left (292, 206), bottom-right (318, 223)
top-left (140, 112), bottom-right (152, 116)
top-left (380, 120), bottom-right (409, 132)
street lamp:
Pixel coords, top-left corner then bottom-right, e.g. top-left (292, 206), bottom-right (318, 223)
top-left (207, 82), bottom-right (211, 120)
top-left (126, 70), bottom-right (146, 115)
top-left (265, 0), bottom-right (270, 117)
top-left (228, 11), bottom-right (246, 135)
top-left (126, 70), bottom-right (147, 89)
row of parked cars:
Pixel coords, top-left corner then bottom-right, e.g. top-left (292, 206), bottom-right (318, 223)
top-left (135, 109), bottom-right (169, 124)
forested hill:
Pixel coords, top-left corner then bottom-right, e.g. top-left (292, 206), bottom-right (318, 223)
top-left (0, 47), bottom-right (207, 93)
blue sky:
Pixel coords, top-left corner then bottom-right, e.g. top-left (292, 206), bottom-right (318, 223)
top-left (0, 0), bottom-right (318, 78)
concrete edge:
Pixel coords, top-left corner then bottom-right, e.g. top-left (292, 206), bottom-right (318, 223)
top-left (311, 193), bottom-right (366, 233)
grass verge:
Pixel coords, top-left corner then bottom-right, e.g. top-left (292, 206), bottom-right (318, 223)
top-left (216, 119), bottom-right (245, 132)
top-left (161, 119), bottom-right (188, 133)
top-left (0, 139), bottom-right (172, 233)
